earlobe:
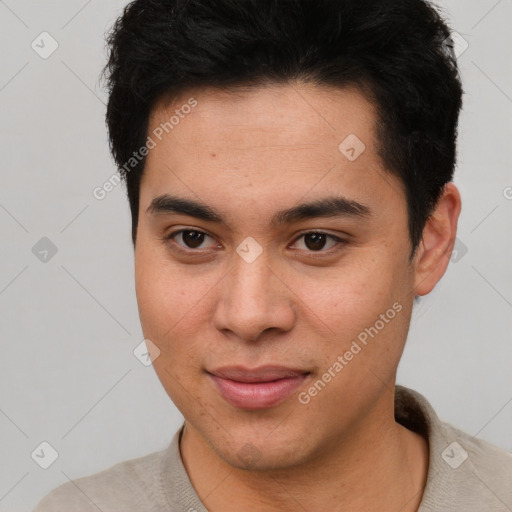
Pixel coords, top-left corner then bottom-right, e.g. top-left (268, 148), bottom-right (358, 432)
top-left (413, 183), bottom-right (462, 297)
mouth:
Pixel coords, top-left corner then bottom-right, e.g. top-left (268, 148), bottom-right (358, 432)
top-left (207, 365), bottom-right (310, 410)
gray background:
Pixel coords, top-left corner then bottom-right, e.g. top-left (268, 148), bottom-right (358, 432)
top-left (0, 1), bottom-right (511, 510)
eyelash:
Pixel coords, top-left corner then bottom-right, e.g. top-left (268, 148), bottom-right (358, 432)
top-left (162, 229), bottom-right (347, 256)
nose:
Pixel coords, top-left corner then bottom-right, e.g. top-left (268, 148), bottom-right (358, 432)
top-left (212, 251), bottom-right (296, 342)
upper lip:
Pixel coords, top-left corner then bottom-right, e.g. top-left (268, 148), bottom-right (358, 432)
top-left (208, 365), bottom-right (309, 383)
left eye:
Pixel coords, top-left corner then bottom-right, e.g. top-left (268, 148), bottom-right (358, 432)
top-left (291, 232), bottom-right (342, 252)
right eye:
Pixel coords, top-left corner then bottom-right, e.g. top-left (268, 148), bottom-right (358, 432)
top-left (164, 229), bottom-right (221, 252)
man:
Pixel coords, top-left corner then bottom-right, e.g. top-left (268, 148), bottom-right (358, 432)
top-left (35, 0), bottom-right (512, 510)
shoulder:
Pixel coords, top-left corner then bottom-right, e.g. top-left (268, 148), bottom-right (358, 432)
top-left (33, 448), bottom-right (168, 512)
top-left (395, 386), bottom-right (512, 511)
top-left (439, 420), bottom-right (512, 501)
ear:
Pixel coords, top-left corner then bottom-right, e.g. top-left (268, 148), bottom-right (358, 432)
top-left (412, 183), bottom-right (462, 296)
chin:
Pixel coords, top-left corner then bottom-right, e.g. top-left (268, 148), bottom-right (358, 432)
top-left (205, 422), bottom-right (314, 472)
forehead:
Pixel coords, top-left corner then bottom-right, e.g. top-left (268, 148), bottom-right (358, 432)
top-left (140, 83), bottom-right (405, 226)
top-left (148, 82), bottom-right (378, 153)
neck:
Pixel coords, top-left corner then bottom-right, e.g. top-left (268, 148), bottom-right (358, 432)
top-left (180, 388), bottom-right (429, 512)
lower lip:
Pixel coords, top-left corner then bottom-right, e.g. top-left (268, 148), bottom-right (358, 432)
top-left (209, 374), bottom-right (308, 410)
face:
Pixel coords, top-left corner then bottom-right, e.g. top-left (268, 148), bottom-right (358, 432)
top-left (135, 83), bottom-right (418, 470)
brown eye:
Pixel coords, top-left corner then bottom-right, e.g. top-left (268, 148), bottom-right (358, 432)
top-left (165, 229), bottom-right (219, 251)
top-left (292, 232), bottom-right (343, 253)
top-left (180, 230), bottom-right (206, 249)
top-left (304, 233), bottom-right (328, 251)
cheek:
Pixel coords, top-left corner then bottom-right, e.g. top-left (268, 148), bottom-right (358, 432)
top-left (134, 242), bottom-right (222, 371)
top-left (135, 242), bottom-right (194, 333)
top-left (135, 256), bottom-right (175, 338)
top-left (134, 245), bottom-right (209, 406)
top-left (304, 256), bottom-right (403, 329)
top-left (297, 272), bottom-right (410, 428)
top-left (304, 251), bottom-right (411, 371)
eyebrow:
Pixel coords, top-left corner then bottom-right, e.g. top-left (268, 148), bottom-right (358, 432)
top-left (146, 194), bottom-right (372, 227)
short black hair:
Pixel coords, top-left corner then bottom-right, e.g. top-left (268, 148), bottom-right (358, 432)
top-left (104, 0), bottom-right (463, 257)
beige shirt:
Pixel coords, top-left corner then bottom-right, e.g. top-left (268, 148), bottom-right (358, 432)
top-left (34, 385), bottom-right (512, 511)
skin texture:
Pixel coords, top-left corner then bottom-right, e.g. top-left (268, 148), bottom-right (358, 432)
top-left (134, 82), bottom-right (461, 511)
